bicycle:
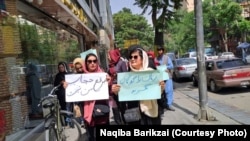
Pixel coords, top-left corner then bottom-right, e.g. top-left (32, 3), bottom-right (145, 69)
top-left (39, 84), bottom-right (82, 141)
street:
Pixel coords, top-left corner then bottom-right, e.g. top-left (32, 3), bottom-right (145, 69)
top-left (174, 79), bottom-right (250, 114)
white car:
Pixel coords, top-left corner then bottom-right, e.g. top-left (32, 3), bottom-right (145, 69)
top-left (205, 54), bottom-right (218, 60)
top-left (218, 52), bottom-right (235, 59)
top-left (181, 52), bottom-right (197, 59)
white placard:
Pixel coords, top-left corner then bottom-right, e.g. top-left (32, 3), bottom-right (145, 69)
top-left (65, 73), bottom-right (109, 102)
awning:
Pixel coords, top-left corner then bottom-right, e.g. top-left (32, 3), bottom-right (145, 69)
top-left (17, 0), bottom-right (98, 41)
top-left (54, 0), bottom-right (98, 41)
top-left (237, 42), bottom-right (250, 49)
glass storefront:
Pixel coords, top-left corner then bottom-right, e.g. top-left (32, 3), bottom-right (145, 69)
top-left (0, 15), bottom-right (81, 137)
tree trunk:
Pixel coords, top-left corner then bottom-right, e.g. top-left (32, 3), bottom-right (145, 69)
top-left (154, 26), bottom-right (164, 47)
top-left (224, 32), bottom-right (228, 52)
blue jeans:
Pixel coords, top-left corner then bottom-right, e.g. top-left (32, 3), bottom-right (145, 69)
top-left (165, 78), bottom-right (174, 106)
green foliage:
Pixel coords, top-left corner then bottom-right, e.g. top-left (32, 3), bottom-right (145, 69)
top-left (112, 8), bottom-right (154, 49)
top-left (210, 0), bottom-right (242, 29)
top-left (165, 10), bottom-right (196, 54)
top-left (165, 0), bottom-right (247, 54)
top-left (203, 0), bottom-right (243, 38)
top-left (134, 0), bottom-right (184, 46)
top-left (18, 20), bottom-right (80, 65)
top-left (237, 18), bottom-right (250, 32)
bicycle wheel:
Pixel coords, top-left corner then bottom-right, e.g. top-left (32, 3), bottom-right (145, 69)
top-left (45, 124), bottom-right (58, 141)
top-left (64, 118), bottom-right (82, 141)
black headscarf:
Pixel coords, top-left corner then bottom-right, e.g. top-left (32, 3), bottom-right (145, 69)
top-left (54, 62), bottom-right (68, 87)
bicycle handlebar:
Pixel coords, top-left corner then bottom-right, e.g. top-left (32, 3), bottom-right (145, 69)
top-left (48, 84), bottom-right (61, 96)
top-left (38, 84), bottom-right (61, 107)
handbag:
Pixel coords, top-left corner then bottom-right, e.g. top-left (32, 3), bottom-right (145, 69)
top-left (123, 107), bottom-right (141, 122)
top-left (157, 90), bottom-right (167, 108)
top-left (92, 104), bottom-right (110, 118)
top-left (74, 104), bottom-right (82, 118)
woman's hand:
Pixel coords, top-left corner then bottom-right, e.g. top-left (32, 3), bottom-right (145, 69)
top-left (165, 69), bottom-right (170, 73)
top-left (159, 81), bottom-right (165, 92)
top-left (111, 84), bottom-right (121, 95)
top-left (63, 81), bottom-right (68, 89)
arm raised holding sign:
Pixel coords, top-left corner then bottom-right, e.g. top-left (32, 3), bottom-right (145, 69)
top-left (111, 45), bottom-right (165, 125)
top-left (64, 53), bottom-right (111, 141)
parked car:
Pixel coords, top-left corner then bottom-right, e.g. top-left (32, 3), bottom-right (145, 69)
top-left (36, 64), bottom-right (55, 84)
top-left (166, 52), bottom-right (176, 61)
top-left (192, 58), bottom-right (250, 92)
top-left (172, 58), bottom-right (197, 81)
top-left (218, 52), bottom-right (235, 59)
top-left (246, 55), bottom-right (250, 64)
top-left (181, 51), bottom-right (197, 59)
top-left (166, 52), bottom-right (177, 66)
top-left (205, 53), bottom-right (218, 60)
top-left (13, 66), bottom-right (27, 75)
top-left (181, 51), bottom-right (217, 60)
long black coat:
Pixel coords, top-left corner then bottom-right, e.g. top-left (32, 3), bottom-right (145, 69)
top-left (54, 62), bottom-right (68, 110)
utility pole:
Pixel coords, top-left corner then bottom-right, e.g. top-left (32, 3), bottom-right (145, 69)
top-left (194, 0), bottom-right (215, 121)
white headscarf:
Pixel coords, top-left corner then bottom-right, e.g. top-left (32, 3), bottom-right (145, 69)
top-left (129, 48), bottom-right (158, 118)
top-left (129, 48), bottom-right (149, 71)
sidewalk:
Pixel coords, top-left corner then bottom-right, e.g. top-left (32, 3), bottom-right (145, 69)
top-left (161, 89), bottom-right (241, 125)
top-left (6, 89), bottom-right (244, 141)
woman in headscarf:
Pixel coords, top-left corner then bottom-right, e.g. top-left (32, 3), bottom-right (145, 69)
top-left (111, 45), bottom-right (165, 125)
top-left (26, 63), bottom-right (42, 118)
top-left (72, 57), bottom-right (85, 127)
top-left (82, 53), bottom-right (111, 141)
top-left (73, 57), bottom-right (84, 74)
top-left (108, 49), bottom-right (128, 125)
top-left (54, 62), bottom-right (69, 111)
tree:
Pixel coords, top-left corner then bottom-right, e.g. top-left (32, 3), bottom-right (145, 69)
top-left (165, 0), bottom-right (247, 55)
top-left (165, 10), bottom-right (196, 55)
top-left (203, 0), bottom-right (243, 52)
top-left (18, 19), bottom-right (80, 64)
top-left (134, 0), bottom-right (184, 50)
top-left (112, 8), bottom-right (154, 50)
top-left (237, 18), bottom-right (250, 42)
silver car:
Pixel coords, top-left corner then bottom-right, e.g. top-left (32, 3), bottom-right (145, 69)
top-left (172, 58), bottom-right (197, 81)
top-left (218, 52), bottom-right (235, 59)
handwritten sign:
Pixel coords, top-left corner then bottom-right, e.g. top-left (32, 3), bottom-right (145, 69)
top-left (156, 65), bottom-right (169, 80)
top-left (117, 71), bottom-right (162, 101)
top-left (80, 49), bottom-right (97, 60)
top-left (65, 73), bottom-right (109, 102)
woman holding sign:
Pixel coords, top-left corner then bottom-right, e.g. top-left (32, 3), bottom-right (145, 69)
top-left (64, 54), bottom-right (111, 141)
top-left (82, 53), bottom-right (111, 141)
top-left (112, 45), bottom-right (165, 125)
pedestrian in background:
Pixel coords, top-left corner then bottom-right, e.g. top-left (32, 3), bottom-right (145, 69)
top-left (72, 57), bottom-right (85, 127)
top-left (26, 63), bottom-right (42, 118)
top-left (54, 62), bottom-right (71, 126)
top-left (54, 62), bottom-right (69, 111)
top-left (73, 57), bottom-right (84, 74)
top-left (156, 46), bottom-right (175, 111)
top-left (147, 50), bottom-right (160, 68)
top-left (147, 50), bottom-right (164, 116)
top-left (108, 49), bottom-right (128, 125)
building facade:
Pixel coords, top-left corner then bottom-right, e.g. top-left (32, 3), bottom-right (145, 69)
top-left (0, 0), bottom-right (114, 138)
